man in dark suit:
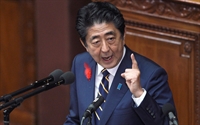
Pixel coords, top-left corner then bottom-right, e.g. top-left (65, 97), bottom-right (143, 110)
top-left (64, 2), bottom-right (176, 125)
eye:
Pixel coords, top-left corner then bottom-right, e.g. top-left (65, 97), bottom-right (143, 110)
top-left (107, 37), bottom-right (115, 43)
top-left (108, 37), bottom-right (113, 40)
top-left (93, 41), bottom-right (99, 44)
top-left (91, 40), bottom-right (100, 46)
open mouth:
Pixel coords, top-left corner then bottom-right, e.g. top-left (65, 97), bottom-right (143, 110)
top-left (102, 55), bottom-right (112, 61)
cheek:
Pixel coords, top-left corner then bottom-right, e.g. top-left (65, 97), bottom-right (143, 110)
top-left (87, 47), bottom-right (101, 58)
top-left (112, 43), bottom-right (123, 53)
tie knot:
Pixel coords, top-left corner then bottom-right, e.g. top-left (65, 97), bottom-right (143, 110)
top-left (101, 69), bottom-right (109, 77)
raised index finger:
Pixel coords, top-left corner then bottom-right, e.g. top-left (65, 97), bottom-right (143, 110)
top-left (131, 53), bottom-right (138, 69)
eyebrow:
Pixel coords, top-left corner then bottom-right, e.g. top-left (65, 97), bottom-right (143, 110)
top-left (91, 35), bottom-right (99, 41)
top-left (90, 31), bottom-right (116, 41)
top-left (105, 31), bottom-right (115, 36)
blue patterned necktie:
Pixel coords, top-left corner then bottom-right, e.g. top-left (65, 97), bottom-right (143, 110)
top-left (95, 69), bottom-right (110, 124)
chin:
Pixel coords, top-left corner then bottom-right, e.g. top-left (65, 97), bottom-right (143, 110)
top-left (103, 63), bottom-right (117, 69)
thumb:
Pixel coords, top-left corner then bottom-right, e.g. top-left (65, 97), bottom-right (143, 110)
top-left (121, 73), bottom-right (125, 78)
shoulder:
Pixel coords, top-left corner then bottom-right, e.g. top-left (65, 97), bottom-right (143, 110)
top-left (125, 46), bottom-right (166, 73)
top-left (72, 52), bottom-right (95, 67)
top-left (73, 52), bottom-right (91, 61)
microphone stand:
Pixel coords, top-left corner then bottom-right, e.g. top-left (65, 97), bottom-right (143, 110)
top-left (0, 78), bottom-right (52, 103)
top-left (87, 115), bottom-right (92, 125)
top-left (169, 121), bottom-right (173, 125)
top-left (0, 80), bottom-right (62, 110)
top-left (0, 81), bottom-right (51, 125)
top-left (81, 114), bottom-right (92, 125)
top-left (0, 82), bottom-right (61, 125)
top-left (169, 119), bottom-right (178, 125)
top-left (3, 103), bottom-right (20, 125)
top-left (0, 68), bottom-right (63, 103)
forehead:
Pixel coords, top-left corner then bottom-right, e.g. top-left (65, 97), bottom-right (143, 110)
top-left (86, 22), bottom-right (118, 40)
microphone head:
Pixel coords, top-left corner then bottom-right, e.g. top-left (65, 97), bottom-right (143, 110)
top-left (82, 95), bottom-right (104, 119)
top-left (93, 96), bottom-right (104, 111)
top-left (49, 69), bottom-right (64, 82)
top-left (60, 71), bottom-right (75, 85)
top-left (162, 103), bottom-right (175, 116)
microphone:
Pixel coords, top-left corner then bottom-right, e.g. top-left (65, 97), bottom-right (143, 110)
top-left (0, 71), bottom-right (75, 110)
top-left (42, 71), bottom-right (75, 91)
top-left (0, 69), bottom-right (63, 102)
top-left (162, 103), bottom-right (178, 125)
top-left (81, 95), bottom-right (104, 123)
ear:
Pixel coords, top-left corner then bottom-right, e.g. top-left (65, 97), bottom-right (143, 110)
top-left (123, 27), bottom-right (126, 44)
top-left (80, 38), bottom-right (88, 51)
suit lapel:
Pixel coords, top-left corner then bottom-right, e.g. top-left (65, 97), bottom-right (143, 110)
top-left (80, 56), bottom-right (97, 121)
top-left (100, 47), bottom-right (133, 125)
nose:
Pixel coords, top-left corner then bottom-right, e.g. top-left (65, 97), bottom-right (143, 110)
top-left (101, 41), bottom-right (109, 52)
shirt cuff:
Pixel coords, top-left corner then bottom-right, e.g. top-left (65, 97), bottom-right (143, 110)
top-left (132, 88), bottom-right (147, 107)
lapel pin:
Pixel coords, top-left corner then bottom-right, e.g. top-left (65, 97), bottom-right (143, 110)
top-left (117, 83), bottom-right (122, 90)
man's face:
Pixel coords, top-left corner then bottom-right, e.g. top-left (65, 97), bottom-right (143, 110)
top-left (81, 22), bottom-right (125, 69)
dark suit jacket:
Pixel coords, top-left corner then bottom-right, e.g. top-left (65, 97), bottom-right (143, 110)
top-left (64, 45), bottom-right (175, 125)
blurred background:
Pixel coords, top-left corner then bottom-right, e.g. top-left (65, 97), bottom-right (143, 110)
top-left (0, 0), bottom-right (200, 125)
top-left (0, 0), bottom-right (89, 125)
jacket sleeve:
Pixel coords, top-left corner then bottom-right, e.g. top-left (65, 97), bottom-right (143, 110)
top-left (63, 56), bottom-right (80, 125)
top-left (133, 67), bottom-right (175, 125)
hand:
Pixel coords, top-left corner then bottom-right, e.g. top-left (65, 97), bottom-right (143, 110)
top-left (121, 53), bottom-right (144, 97)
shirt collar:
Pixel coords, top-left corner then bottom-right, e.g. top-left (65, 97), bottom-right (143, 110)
top-left (97, 46), bottom-right (126, 76)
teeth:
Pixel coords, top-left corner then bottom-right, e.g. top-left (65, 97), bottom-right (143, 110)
top-left (103, 56), bottom-right (111, 60)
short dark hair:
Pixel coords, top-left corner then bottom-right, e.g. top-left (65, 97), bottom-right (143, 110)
top-left (76, 2), bottom-right (125, 46)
